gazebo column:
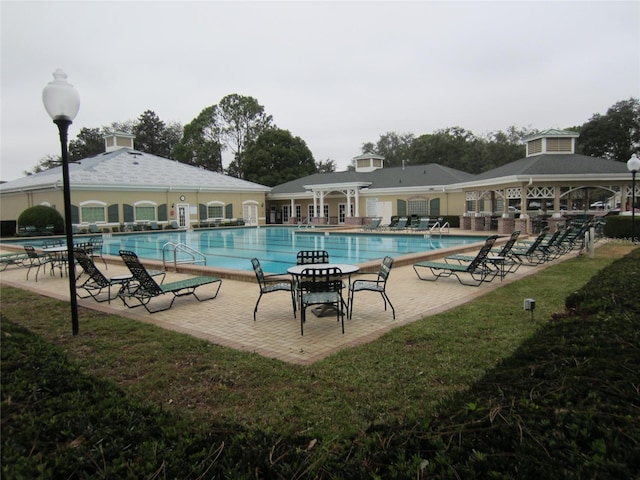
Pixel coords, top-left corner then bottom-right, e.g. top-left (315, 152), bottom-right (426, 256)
top-left (353, 188), bottom-right (360, 217)
top-left (345, 188), bottom-right (363, 226)
top-left (289, 198), bottom-right (296, 224)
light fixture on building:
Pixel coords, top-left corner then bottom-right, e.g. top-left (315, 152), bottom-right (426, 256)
top-left (43, 68), bottom-right (80, 335)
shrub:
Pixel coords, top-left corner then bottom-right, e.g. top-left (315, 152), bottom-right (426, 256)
top-left (17, 205), bottom-right (64, 235)
top-left (602, 215), bottom-right (635, 239)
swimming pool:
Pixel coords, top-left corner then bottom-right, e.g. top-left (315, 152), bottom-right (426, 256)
top-left (5, 227), bottom-right (487, 273)
top-left (114, 226), bottom-right (485, 273)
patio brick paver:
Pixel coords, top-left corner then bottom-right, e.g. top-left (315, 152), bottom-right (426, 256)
top-left (0, 244), bottom-right (574, 365)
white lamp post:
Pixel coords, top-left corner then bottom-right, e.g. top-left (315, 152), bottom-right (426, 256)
top-left (627, 153), bottom-right (640, 244)
top-left (43, 69), bottom-right (81, 335)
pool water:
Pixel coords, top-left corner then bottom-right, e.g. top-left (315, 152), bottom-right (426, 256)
top-left (4, 227), bottom-right (487, 273)
top-left (101, 227), bottom-right (485, 273)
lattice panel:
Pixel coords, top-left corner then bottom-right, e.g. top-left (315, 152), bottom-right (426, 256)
top-left (466, 191), bottom-right (477, 200)
top-left (527, 186), bottom-right (555, 199)
top-left (626, 185), bottom-right (640, 197)
top-left (506, 187), bottom-right (521, 199)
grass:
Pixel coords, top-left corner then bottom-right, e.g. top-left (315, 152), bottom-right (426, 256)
top-left (1, 242), bottom-right (632, 442)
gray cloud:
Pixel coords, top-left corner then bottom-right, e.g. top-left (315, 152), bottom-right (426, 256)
top-left (1, 0), bottom-right (638, 181)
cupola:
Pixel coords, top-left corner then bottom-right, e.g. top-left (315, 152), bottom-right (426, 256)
top-left (103, 131), bottom-right (136, 152)
top-left (353, 153), bottom-right (385, 173)
top-left (524, 129), bottom-right (579, 157)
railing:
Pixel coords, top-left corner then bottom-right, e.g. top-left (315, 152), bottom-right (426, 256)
top-left (162, 242), bottom-right (207, 269)
top-left (429, 219), bottom-right (450, 236)
top-left (297, 217), bottom-right (312, 229)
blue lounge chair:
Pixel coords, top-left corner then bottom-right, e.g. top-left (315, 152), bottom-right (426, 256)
top-left (411, 218), bottom-right (432, 231)
top-left (362, 217), bottom-right (382, 231)
top-left (390, 217), bottom-right (408, 231)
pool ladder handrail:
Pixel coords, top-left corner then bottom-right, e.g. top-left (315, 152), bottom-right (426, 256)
top-left (297, 217), bottom-right (312, 229)
top-left (162, 242), bottom-right (207, 269)
top-left (428, 218), bottom-right (450, 236)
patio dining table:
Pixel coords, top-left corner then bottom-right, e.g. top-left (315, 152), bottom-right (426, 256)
top-left (287, 263), bottom-right (359, 317)
top-left (42, 245), bottom-right (69, 277)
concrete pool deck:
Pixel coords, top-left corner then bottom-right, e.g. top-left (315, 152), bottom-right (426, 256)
top-left (0, 230), bottom-right (578, 365)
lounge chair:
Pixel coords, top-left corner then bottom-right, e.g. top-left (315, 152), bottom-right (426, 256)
top-left (390, 217), bottom-right (408, 231)
top-left (362, 217), bottom-right (382, 231)
top-left (348, 256), bottom-right (395, 320)
top-left (413, 236), bottom-right (499, 286)
top-left (509, 229), bottom-right (561, 266)
top-left (0, 252), bottom-right (28, 271)
top-left (166, 220), bottom-right (180, 230)
top-left (251, 258), bottom-right (296, 321)
top-left (89, 223), bottom-right (101, 234)
top-left (119, 250), bottom-right (222, 313)
top-left (74, 248), bottom-right (147, 303)
top-left (298, 266), bottom-right (346, 335)
top-left (446, 231), bottom-right (522, 275)
top-left (557, 222), bottom-right (591, 255)
top-left (411, 217), bottom-right (432, 232)
top-left (23, 245), bottom-right (53, 281)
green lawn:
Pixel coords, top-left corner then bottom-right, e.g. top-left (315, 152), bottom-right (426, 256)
top-left (2, 242), bottom-right (638, 478)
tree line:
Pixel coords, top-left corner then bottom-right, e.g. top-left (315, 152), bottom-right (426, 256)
top-left (27, 97), bottom-right (639, 187)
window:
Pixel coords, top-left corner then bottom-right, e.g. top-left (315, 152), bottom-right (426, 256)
top-left (408, 199), bottom-right (428, 216)
top-left (135, 205), bottom-right (156, 222)
top-left (528, 139), bottom-right (542, 155)
top-left (207, 204), bottom-right (224, 218)
top-left (81, 205), bottom-right (106, 223)
top-left (546, 138), bottom-right (572, 153)
top-left (323, 205), bottom-right (329, 218)
top-left (308, 205), bottom-right (315, 218)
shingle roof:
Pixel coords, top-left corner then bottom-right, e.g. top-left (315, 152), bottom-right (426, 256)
top-left (474, 154), bottom-right (630, 180)
top-left (524, 129), bottom-right (580, 141)
top-left (0, 148), bottom-right (271, 193)
top-left (270, 164), bottom-right (476, 195)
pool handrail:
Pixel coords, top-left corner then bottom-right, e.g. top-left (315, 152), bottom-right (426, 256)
top-left (162, 242), bottom-right (207, 270)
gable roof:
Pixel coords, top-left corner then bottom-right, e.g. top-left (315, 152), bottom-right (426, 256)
top-left (269, 163), bottom-right (476, 195)
top-left (0, 148), bottom-right (271, 193)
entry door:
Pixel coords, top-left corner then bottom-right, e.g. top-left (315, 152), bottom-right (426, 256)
top-left (243, 204), bottom-right (258, 226)
top-left (177, 204), bottom-right (188, 228)
top-left (339, 204), bottom-right (346, 224)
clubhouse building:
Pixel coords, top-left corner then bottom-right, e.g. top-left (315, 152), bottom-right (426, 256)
top-left (0, 129), bottom-right (635, 236)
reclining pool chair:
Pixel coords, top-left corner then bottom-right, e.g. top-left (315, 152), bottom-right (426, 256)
top-left (446, 230), bottom-right (522, 275)
top-left (75, 248), bottom-right (165, 304)
top-left (0, 251), bottom-right (28, 272)
top-left (510, 229), bottom-right (561, 266)
top-left (413, 235), bottom-right (499, 286)
top-left (119, 250), bottom-right (222, 313)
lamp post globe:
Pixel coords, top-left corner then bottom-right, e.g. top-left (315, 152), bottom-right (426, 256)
top-left (42, 69), bottom-right (81, 335)
top-left (627, 153), bottom-right (640, 244)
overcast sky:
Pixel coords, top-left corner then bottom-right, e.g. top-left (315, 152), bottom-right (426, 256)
top-left (1, 1), bottom-right (639, 182)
